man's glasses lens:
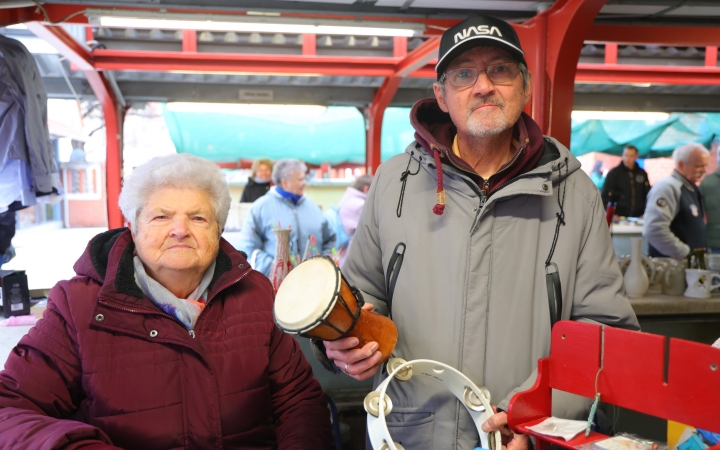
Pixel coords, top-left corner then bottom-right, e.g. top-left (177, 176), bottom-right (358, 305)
top-left (445, 63), bottom-right (519, 87)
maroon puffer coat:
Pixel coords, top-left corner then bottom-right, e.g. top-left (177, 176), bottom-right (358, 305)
top-left (0, 229), bottom-right (332, 449)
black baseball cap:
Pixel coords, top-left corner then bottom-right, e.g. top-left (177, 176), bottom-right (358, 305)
top-left (435, 15), bottom-right (526, 80)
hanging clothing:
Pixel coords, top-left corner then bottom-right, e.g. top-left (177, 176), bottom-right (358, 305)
top-left (0, 35), bottom-right (60, 210)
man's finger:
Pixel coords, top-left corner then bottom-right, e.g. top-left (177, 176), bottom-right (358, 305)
top-left (324, 337), bottom-right (360, 352)
top-left (361, 303), bottom-right (374, 312)
top-left (342, 351), bottom-right (383, 380)
top-left (327, 342), bottom-right (379, 365)
top-left (481, 411), bottom-right (511, 434)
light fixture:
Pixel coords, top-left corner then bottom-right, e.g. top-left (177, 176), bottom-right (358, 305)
top-left (271, 33), bottom-right (285, 45)
top-left (370, 36), bottom-right (379, 47)
top-left (174, 29), bottom-right (183, 40)
top-left (88, 9), bottom-right (423, 37)
top-left (295, 34), bottom-right (303, 45)
top-left (249, 32), bottom-right (262, 44)
top-left (149, 29), bottom-right (164, 39)
top-left (571, 111), bottom-right (670, 121)
top-left (124, 28), bottom-right (137, 38)
top-left (96, 27), bottom-right (111, 37)
top-left (199, 31), bottom-right (214, 42)
top-left (347, 36), bottom-right (356, 47)
top-left (321, 35), bottom-right (332, 46)
top-left (224, 31), bottom-right (240, 43)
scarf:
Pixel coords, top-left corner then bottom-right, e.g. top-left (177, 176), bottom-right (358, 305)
top-left (133, 256), bottom-right (216, 330)
top-left (276, 187), bottom-right (302, 205)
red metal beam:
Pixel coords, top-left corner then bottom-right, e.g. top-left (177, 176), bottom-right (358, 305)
top-left (587, 24), bottom-right (720, 47)
top-left (25, 23), bottom-right (125, 229)
top-left (706, 46), bottom-right (718, 68)
top-left (182, 30), bottom-right (197, 53)
top-left (576, 63), bottom-right (720, 85)
top-left (604, 43), bottom-right (618, 65)
top-left (394, 37), bottom-right (439, 78)
top-left (302, 34), bottom-right (316, 56)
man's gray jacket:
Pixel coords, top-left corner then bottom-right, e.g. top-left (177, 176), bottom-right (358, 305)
top-left (341, 136), bottom-right (639, 449)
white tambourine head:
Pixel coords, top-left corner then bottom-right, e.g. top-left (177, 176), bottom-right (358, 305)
top-left (273, 257), bottom-right (340, 332)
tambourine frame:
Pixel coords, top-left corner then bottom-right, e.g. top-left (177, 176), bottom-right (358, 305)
top-left (278, 255), bottom-right (364, 339)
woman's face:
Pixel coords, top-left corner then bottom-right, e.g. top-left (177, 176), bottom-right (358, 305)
top-left (130, 187), bottom-right (220, 278)
top-left (255, 163), bottom-right (271, 182)
top-left (280, 169), bottom-right (307, 196)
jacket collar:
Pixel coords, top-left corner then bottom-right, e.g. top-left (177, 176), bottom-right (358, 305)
top-left (672, 169), bottom-right (697, 192)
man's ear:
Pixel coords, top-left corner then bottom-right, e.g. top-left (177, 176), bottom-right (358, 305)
top-left (433, 82), bottom-right (449, 113)
top-left (523, 72), bottom-right (533, 106)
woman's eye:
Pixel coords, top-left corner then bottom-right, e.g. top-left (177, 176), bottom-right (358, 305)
top-left (154, 215), bottom-right (168, 220)
top-left (192, 217), bottom-right (206, 222)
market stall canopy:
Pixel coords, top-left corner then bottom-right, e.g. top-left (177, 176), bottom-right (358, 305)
top-left (570, 113), bottom-right (720, 158)
top-left (162, 103), bottom-right (415, 165)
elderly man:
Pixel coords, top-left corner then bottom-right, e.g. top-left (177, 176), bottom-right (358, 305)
top-left (644, 143), bottom-right (710, 258)
top-left (318, 14), bottom-right (639, 449)
top-left (239, 158), bottom-right (335, 276)
top-left (700, 152), bottom-right (720, 254)
top-left (601, 145), bottom-right (651, 217)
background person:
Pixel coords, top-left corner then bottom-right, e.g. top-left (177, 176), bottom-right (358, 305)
top-left (239, 158), bottom-right (335, 276)
top-left (601, 145), bottom-right (651, 217)
top-left (0, 154), bottom-right (332, 449)
top-left (318, 15), bottom-right (638, 449)
top-left (589, 160), bottom-right (605, 190)
top-left (700, 152), bottom-right (720, 254)
top-left (643, 143), bottom-right (710, 258)
top-left (240, 158), bottom-right (273, 203)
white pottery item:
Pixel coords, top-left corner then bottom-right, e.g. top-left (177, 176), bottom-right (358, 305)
top-left (683, 269), bottom-right (720, 299)
top-left (624, 237), bottom-right (649, 298)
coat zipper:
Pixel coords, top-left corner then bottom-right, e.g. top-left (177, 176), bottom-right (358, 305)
top-left (188, 269), bottom-right (251, 338)
top-left (628, 170), bottom-right (636, 216)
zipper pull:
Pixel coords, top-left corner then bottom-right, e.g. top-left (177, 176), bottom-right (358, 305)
top-left (480, 179), bottom-right (490, 206)
top-left (189, 330), bottom-right (196, 339)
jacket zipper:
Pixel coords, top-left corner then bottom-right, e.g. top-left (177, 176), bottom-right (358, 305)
top-left (628, 170), bottom-right (636, 215)
top-left (188, 270), bottom-right (251, 338)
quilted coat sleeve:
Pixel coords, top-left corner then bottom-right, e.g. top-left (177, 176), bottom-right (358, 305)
top-left (0, 283), bottom-right (120, 450)
top-left (267, 325), bottom-right (333, 449)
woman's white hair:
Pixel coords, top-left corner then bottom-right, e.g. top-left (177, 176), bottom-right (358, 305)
top-left (673, 143), bottom-right (709, 165)
top-left (119, 154), bottom-right (231, 234)
top-left (272, 158), bottom-right (307, 186)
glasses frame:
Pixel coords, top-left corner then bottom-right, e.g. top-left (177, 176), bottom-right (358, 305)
top-left (441, 62), bottom-right (520, 87)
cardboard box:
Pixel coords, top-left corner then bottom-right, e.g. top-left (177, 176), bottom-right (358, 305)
top-left (0, 270), bottom-right (30, 318)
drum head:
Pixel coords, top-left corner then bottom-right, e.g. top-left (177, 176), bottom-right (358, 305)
top-left (274, 257), bottom-right (341, 333)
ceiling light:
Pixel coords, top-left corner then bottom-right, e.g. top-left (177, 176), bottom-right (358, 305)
top-left (199, 31), bottom-right (214, 42)
top-left (572, 111), bottom-right (670, 121)
top-left (96, 27), bottom-right (111, 38)
top-left (90, 9), bottom-right (423, 37)
top-left (348, 36), bottom-right (356, 47)
top-left (271, 33), bottom-right (285, 45)
top-left (124, 28), bottom-right (137, 38)
top-left (249, 32), bottom-right (262, 44)
top-left (321, 36), bottom-right (332, 47)
top-left (295, 34), bottom-right (303, 45)
top-left (149, 29), bottom-right (164, 39)
top-left (174, 29), bottom-right (183, 40)
top-left (224, 31), bottom-right (240, 43)
top-left (370, 36), bottom-right (379, 47)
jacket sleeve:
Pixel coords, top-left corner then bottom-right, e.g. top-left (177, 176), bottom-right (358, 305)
top-left (600, 168), bottom-right (616, 208)
top-left (320, 215), bottom-right (336, 256)
top-left (238, 206), bottom-right (273, 276)
top-left (643, 181), bottom-right (689, 258)
top-left (0, 285), bottom-right (120, 450)
top-left (268, 325), bottom-right (333, 448)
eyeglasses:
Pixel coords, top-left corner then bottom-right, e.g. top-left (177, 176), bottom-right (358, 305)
top-left (442, 62), bottom-right (520, 87)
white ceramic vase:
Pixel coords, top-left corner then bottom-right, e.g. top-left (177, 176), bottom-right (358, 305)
top-left (624, 237), bottom-right (649, 298)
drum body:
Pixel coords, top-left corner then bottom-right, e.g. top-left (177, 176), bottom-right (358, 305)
top-left (274, 256), bottom-right (397, 362)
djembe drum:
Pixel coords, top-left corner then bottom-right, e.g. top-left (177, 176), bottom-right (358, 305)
top-left (273, 256), bottom-right (398, 363)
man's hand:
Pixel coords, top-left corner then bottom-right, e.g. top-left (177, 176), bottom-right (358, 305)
top-left (323, 303), bottom-right (383, 381)
top-left (481, 407), bottom-right (530, 450)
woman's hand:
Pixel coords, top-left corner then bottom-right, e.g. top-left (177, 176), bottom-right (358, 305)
top-left (481, 407), bottom-right (530, 450)
top-left (323, 303), bottom-right (383, 381)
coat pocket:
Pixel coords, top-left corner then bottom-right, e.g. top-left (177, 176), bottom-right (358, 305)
top-left (385, 408), bottom-right (435, 448)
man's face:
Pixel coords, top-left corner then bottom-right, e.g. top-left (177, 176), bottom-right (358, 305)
top-left (677, 150), bottom-right (710, 184)
top-left (433, 46), bottom-right (531, 140)
top-left (622, 147), bottom-right (638, 169)
top-left (280, 169), bottom-right (307, 196)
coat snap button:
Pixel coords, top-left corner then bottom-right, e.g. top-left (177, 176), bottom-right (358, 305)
top-left (95, 314), bottom-right (104, 322)
top-left (542, 184), bottom-right (549, 191)
top-left (239, 264), bottom-right (244, 268)
top-left (473, 207), bottom-right (478, 212)
top-left (149, 330), bottom-right (158, 338)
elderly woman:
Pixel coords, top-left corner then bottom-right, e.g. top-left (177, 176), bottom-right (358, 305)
top-left (239, 158), bottom-right (335, 276)
top-left (240, 158), bottom-right (273, 203)
top-left (0, 154), bottom-right (332, 449)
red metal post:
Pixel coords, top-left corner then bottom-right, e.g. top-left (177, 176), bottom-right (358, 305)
top-left (26, 23), bottom-right (125, 229)
top-left (604, 43), bottom-right (618, 64)
top-left (182, 30), bottom-right (197, 52)
top-left (302, 34), bottom-right (316, 56)
top-left (706, 46), bottom-right (718, 67)
top-left (393, 36), bottom-right (407, 58)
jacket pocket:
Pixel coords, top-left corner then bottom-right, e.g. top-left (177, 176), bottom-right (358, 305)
top-left (386, 408), bottom-right (435, 448)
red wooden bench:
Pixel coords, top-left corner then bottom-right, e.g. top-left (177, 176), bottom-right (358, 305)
top-left (507, 321), bottom-right (720, 449)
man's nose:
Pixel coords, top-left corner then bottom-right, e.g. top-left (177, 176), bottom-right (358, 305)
top-left (470, 70), bottom-right (495, 96)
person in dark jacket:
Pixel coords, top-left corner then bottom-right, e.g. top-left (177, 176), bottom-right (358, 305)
top-left (240, 158), bottom-right (273, 203)
top-left (601, 145), bottom-right (651, 217)
top-left (0, 154), bottom-right (332, 449)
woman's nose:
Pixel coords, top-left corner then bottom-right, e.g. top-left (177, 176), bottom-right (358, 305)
top-left (170, 217), bottom-right (190, 236)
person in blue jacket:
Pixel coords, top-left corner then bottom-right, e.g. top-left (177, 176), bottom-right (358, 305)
top-left (239, 158), bottom-right (335, 276)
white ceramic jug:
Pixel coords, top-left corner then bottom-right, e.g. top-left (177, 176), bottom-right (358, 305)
top-left (624, 237), bottom-right (649, 298)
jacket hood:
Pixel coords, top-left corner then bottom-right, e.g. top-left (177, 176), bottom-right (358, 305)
top-left (73, 228), bottom-right (127, 283)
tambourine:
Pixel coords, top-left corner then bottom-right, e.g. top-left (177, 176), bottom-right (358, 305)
top-left (365, 358), bottom-right (501, 450)
top-left (274, 256), bottom-right (398, 362)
